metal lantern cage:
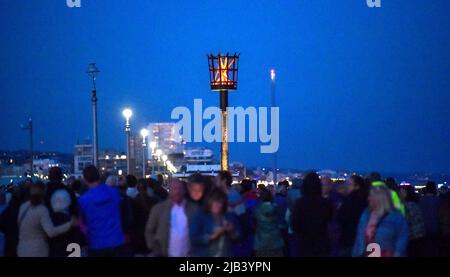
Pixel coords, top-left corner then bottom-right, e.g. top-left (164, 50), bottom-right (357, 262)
top-left (208, 53), bottom-right (240, 91)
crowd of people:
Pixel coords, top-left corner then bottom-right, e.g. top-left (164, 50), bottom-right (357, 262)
top-left (0, 166), bottom-right (449, 257)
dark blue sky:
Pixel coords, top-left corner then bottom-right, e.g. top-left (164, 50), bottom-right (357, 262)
top-left (1, 0), bottom-right (449, 173)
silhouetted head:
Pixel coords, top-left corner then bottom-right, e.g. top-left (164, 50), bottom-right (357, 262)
top-left (385, 177), bottom-right (398, 191)
top-left (70, 179), bottom-right (83, 194)
top-left (126, 174), bottom-right (138, 188)
top-left (399, 185), bottom-right (418, 202)
top-left (29, 181), bottom-right (46, 206)
top-left (425, 181), bottom-right (437, 195)
top-left (348, 175), bottom-right (369, 196)
top-left (137, 178), bottom-right (148, 193)
top-left (302, 172), bottom-right (322, 197)
top-left (216, 170), bottom-right (232, 190)
top-left (240, 179), bottom-right (254, 194)
top-left (276, 180), bottom-right (289, 195)
top-left (83, 165), bottom-right (100, 188)
top-left (369, 172), bottom-right (382, 183)
top-left (49, 167), bottom-right (63, 183)
top-left (258, 186), bottom-right (273, 202)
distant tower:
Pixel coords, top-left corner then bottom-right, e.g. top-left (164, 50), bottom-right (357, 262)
top-left (270, 69), bottom-right (277, 183)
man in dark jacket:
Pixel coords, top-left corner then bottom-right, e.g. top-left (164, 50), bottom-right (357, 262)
top-left (291, 172), bottom-right (332, 257)
top-left (130, 178), bottom-right (158, 255)
top-left (336, 175), bottom-right (368, 256)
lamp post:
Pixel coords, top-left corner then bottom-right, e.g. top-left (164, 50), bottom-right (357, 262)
top-left (150, 141), bottom-right (156, 174)
top-left (122, 107), bottom-right (133, 175)
top-left (87, 63), bottom-right (100, 167)
top-left (270, 69), bottom-right (277, 184)
top-left (207, 53), bottom-right (240, 171)
top-left (140, 128), bottom-right (149, 178)
top-left (162, 154), bottom-right (168, 173)
top-left (21, 117), bottom-right (33, 175)
top-left (155, 149), bottom-right (162, 173)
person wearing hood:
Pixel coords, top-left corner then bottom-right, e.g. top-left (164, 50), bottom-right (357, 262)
top-left (78, 166), bottom-right (125, 256)
top-left (253, 186), bottom-right (284, 257)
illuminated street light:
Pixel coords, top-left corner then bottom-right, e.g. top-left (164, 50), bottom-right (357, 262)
top-left (155, 149), bottom-right (163, 173)
top-left (140, 128), bottom-right (149, 178)
top-left (149, 141), bottom-right (157, 153)
top-left (140, 128), bottom-right (149, 140)
top-left (122, 107), bottom-right (133, 174)
top-left (162, 154), bottom-right (168, 173)
top-left (149, 141), bottom-right (157, 174)
top-left (122, 108), bottom-right (133, 123)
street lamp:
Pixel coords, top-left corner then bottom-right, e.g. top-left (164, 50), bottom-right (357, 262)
top-left (270, 68), bottom-right (277, 183)
top-left (122, 107), bottom-right (133, 175)
top-left (150, 141), bottom-right (157, 153)
top-left (140, 128), bottom-right (149, 178)
top-left (87, 63), bottom-right (100, 167)
top-left (155, 149), bottom-right (162, 173)
top-left (149, 141), bottom-right (157, 174)
top-left (207, 52), bottom-right (240, 171)
top-left (162, 154), bottom-right (168, 173)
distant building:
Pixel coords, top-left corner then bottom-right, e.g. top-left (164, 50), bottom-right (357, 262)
top-left (1, 150), bottom-right (72, 177)
top-left (33, 158), bottom-right (71, 176)
top-left (74, 144), bottom-right (93, 176)
top-left (184, 147), bottom-right (214, 164)
top-left (147, 123), bottom-right (183, 155)
top-left (98, 149), bottom-right (128, 176)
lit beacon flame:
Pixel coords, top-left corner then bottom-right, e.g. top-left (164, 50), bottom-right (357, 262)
top-left (270, 69), bottom-right (276, 81)
top-left (214, 57), bottom-right (235, 85)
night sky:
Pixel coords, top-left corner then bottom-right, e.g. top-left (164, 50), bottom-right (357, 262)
top-left (1, 0), bottom-right (449, 173)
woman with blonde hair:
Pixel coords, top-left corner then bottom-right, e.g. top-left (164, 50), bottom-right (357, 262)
top-left (352, 185), bottom-right (409, 257)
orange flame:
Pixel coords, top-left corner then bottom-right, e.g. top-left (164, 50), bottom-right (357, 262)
top-left (214, 57), bottom-right (235, 85)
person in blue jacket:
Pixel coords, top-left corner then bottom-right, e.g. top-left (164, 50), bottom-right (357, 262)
top-left (353, 185), bottom-right (409, 257)
top-left (78, 165), bottom-right (125, 257)
top-left (190, 189), bottom-right (240, 257)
